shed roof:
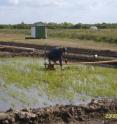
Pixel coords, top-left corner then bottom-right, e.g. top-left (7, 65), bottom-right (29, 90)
top-left (32, 22), bottom-right (46, 27)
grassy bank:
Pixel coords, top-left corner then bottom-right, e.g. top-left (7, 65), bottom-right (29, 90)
top-left (0, 28), bottom-right (117, 44)
top-left (48, 29), bottom-right (117, 44)
top-left (0, 28), bottom-right (117, 50)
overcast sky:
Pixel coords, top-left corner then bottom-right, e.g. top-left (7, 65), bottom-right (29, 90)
top-left (0, 0), bottom-right (117, 24)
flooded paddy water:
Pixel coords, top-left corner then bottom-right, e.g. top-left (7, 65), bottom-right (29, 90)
top-left (0, 57), bottom-right (117, 111)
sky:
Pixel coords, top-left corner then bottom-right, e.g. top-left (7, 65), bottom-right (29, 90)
top-left (0, 0), bottom-right (117, 24)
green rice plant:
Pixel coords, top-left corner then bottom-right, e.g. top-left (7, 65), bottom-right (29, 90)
top-left (0, 57), bottom-right (117, 99)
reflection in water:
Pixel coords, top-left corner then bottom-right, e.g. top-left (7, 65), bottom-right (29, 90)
top-left (0, 84), bottom-right (91, 111)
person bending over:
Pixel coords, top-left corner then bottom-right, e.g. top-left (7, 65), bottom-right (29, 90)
top-left (47, 47), bottom-right (67, 69)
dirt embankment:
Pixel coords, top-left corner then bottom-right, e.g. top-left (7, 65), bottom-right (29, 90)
top-left (0, 41), bottom-right (117, 67)
top-left (0, 99), bottom-right (117, 124)
top-left (0, 41), bottom-right (117, 57)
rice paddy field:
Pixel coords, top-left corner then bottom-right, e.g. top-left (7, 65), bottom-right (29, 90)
top-left (0, 57), bottom-right (117, 111)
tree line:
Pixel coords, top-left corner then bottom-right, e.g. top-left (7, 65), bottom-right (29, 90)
top-left (0, 22), bottom-right (117, 29)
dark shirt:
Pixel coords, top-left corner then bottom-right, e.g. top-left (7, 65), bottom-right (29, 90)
top-left (47, 48), bottom-right (63, 61)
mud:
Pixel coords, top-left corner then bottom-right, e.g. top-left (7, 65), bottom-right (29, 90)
top-left (0, 99), bottom-right (117, 124)
top-left (0, 41), bottom-right (117, 67)
top-left (0, 41), bottom-right (117, 58)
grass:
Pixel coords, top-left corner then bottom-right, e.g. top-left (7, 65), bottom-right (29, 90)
top-left (0, 28), bottom-right (117, 50)
top-left (0, 57), bottom-right (117, 110)
top-left (0, 57), bottom-right (117, 99)
top-left (48, 29), bottom-right (117, 44)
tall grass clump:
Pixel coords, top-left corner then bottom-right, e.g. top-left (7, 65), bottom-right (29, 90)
top-left (48, 29), bottom-right (117, 44)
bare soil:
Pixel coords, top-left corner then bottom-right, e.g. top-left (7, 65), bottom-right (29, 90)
top-left (0, 41), bottom-right (117, 67)
top-left (0, 41), bottom-right (117, 58)
top-left (0, 99), bottom-right (117, 124)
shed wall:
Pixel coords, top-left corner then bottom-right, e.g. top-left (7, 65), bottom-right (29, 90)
top-left (31, 27), bottom-right (36, 38)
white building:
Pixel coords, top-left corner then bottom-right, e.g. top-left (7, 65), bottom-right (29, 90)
top-left (90, 26), bottom-right (98, 30)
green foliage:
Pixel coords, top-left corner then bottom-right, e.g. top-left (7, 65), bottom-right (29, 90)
top-left (47, 22), bottom-right (74, 29)
top-left (0, 57), bottom-right (117, 98)
top-left (0, 23), bottom-right (31, 29)
top-left (47, 22), bottom-right (117, 29)
top-left (0, 23), bottom-right (117, 44)
top-left (1, 22), bottom-right (117, 29)
top-left (48, 29), bottom-right (117, 44)
top-left (0, 28), bottom-right (30, 35)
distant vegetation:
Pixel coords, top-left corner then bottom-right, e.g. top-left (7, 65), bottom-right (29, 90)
top-left (1, 22), bottom-right (117, 29)
top-left (48, 29), bottom-right (117, 44)
top-left (0, 22), bottom-right (31, 29)
top-left (0, 22), bottom-right (117, 44)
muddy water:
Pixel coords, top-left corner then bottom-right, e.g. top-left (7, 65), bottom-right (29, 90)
top-left (0, 81), bottom-right (92, 111)
top-left (0, 84), bottom-right (92, 111)
top-left (0, 57), bottom-right (116, 111)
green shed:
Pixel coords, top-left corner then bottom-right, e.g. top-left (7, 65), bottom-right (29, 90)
top-left (31, 22), bottom-right (47, 39)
